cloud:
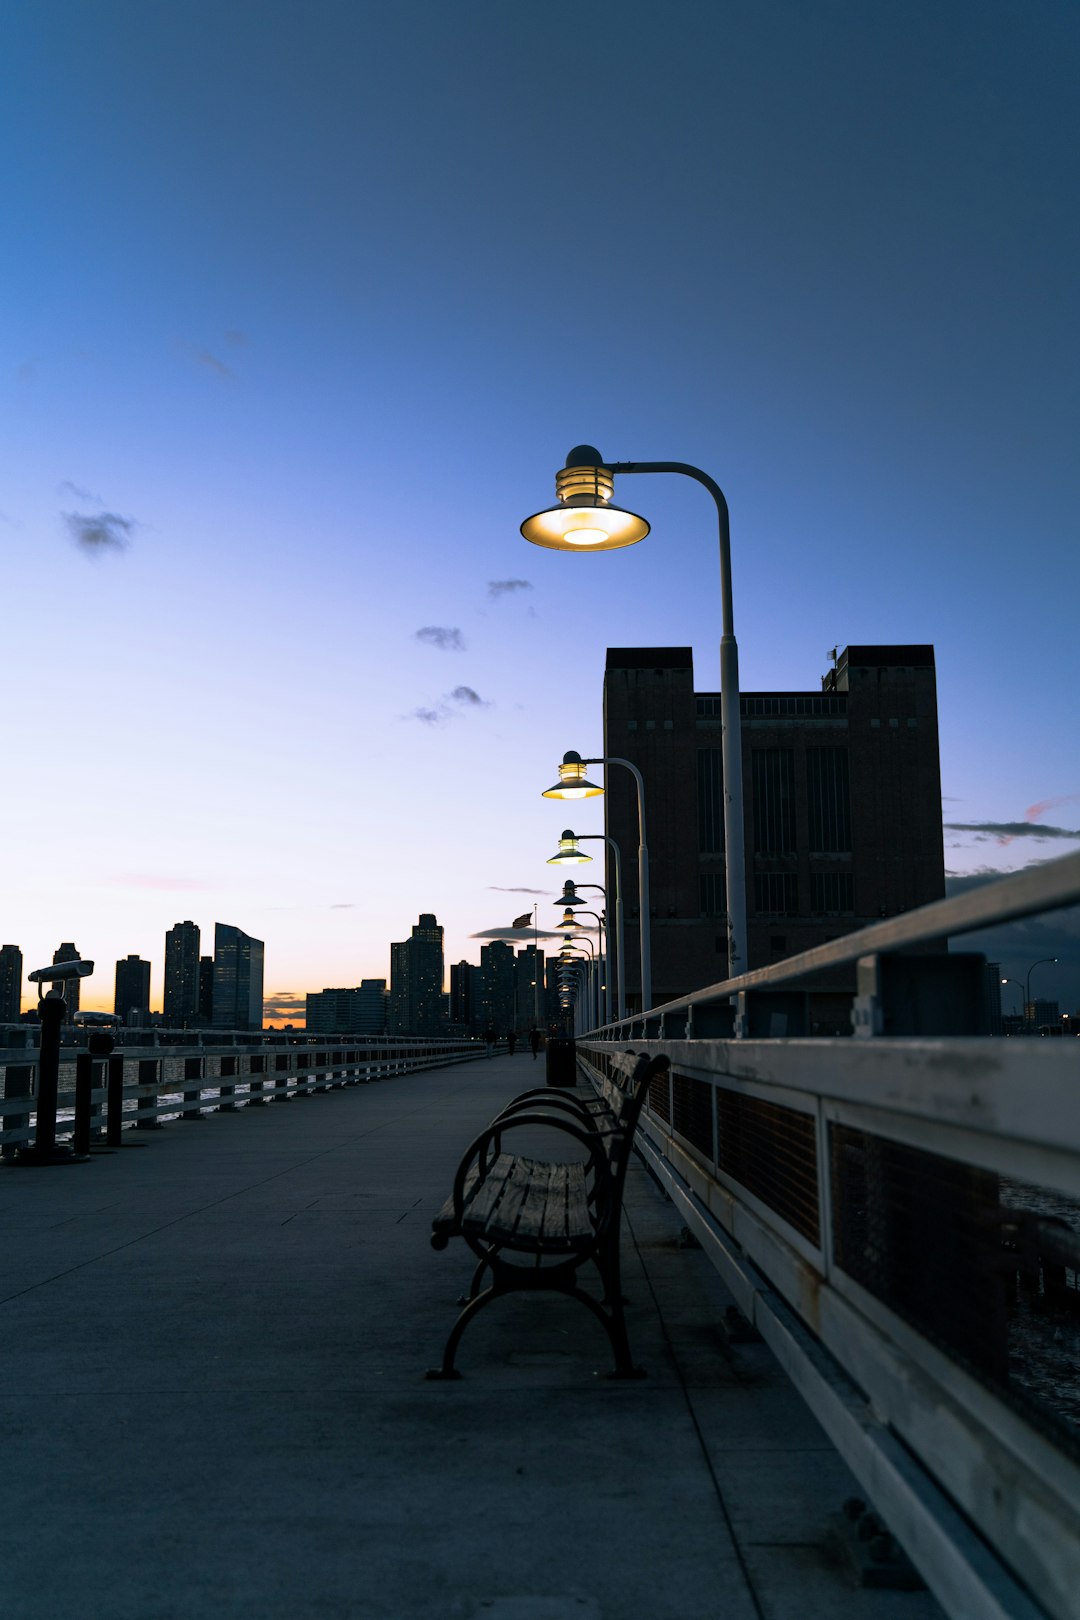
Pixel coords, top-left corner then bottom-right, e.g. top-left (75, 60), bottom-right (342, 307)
top-left (58, 479), bottom-right (104, 504)
top-left (184, 343), bottom-right (234, 379)
top-left (263, 993), bottom-right (308, 1022)
top-left (470, 927), bottom-right (565, 940)
top-left (943, 821), bottom-right (1080, 843)
top-left (329, 903), bottom-right (354, 910)
top-left (407, 685), bottom-right (492, 724)
top-left (223, 329), bottom-right (249, 348)
top-left (488, 579), bottom-right (533, 600)
top-left (415, 626), bottom-right (465, 652)
top-left (63, 510), bottom-right (135, 557)
top-left (489, 885), bottom-right (549, 894)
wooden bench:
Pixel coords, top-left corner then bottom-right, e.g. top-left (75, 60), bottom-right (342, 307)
top-left (427, 1050), bottom-right (670, 1380)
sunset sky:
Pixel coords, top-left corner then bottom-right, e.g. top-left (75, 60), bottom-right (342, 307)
top-left (2, 1), bottom-right (1078, 1021)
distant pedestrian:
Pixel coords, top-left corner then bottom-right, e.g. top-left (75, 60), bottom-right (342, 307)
top-left (507, 1031), bottom-right (517, 1056)
top-left (529, 1028), bottom-right (542, 1060)
top-left (483, 1026), bottom-right (496, 1059)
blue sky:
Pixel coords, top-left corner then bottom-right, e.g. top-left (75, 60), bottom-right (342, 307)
top-left (2, 0), bottom-right (1077, 1019)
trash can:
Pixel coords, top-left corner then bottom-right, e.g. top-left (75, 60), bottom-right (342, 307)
top-left (545, 1035), bottom-right (577, 1088)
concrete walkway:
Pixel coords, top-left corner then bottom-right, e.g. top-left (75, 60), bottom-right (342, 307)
top-left (0, 1055), bottom-right (944, 1620)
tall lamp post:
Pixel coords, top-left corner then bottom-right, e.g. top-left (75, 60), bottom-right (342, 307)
top-left (543, 751), bottom-right (650, 1013)
top-left (546, 830), bottom-right (625, 1018)
top-left (557, 906), bottom-right (609, 1024)
top-left (1004, 958), bottom-right (1059, 1027)
top-left (523, 447), bottom-right (747, 984)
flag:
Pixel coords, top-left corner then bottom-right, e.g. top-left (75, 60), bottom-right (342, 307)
top-left (512, 912), bottom-right (532, 928)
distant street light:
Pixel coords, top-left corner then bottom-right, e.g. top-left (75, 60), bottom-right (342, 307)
top-left (544, 750), bottom-right (650, 1013)
top-left (1001, 958), bottom-right (1059, 1028)
top-left (523, 447), bottom-right (747, 983)
top-left (547, 833), bottom-right (624, 1018)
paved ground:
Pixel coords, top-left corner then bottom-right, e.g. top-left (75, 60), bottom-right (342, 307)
top-left (0, 1054), bottom-right (945, 1620)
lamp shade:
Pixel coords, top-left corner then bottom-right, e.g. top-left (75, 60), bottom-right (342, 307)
top-left (542, 751), bottom-right (603, 801)
top-left (546, 830), bottom-right (592, 866)
top-left (522, 452), bottom-right (649, 552)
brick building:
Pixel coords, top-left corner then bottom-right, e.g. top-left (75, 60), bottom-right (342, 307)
top-left (601, 644), bottom-right (945, 1010)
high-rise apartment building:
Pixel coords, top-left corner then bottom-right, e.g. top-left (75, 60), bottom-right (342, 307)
top-left (52, 943), bottom-right (82, 1017)
top-left (602, 645), bottom-right (946, 1010)
top-left (480, 940), bottom-right (515, 1034)
top-left (114, 955), bottom-right (151, 1024)
top-left (514, 945), bottom-right (545, 1030)
top-left (211, 924), bottom-right (265, 1032)
top-left (0, 944), bottom-right (22, 1022)
top-left (198, 955), bottom-right (214, 1025)
top-left (389, 915), bottom-right (444, 1036)
top-left (164, 921), bottom-right (202, 1028)
top-left (306, 981), bottom-right (388, 1035)
top-left (449, 960), bottom-right (484, 1033)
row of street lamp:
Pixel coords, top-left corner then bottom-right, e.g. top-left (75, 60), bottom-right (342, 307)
top-left (521, 445), bottom-right (749, 1030)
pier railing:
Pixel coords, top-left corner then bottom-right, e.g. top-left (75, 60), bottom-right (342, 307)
top-left (0, 1034), bottom-right (484, 1154)
top-left (581, 850), bottom-right (1080, 1620)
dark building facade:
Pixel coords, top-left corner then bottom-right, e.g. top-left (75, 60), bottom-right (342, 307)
top-left (449, 960), bottom-right (483, 1034)
top-left (198, 955), bottom-right (214, 1025)
top-left (306, 980), bottom-right (388, 1034)
top-left (114, 955), bottom-right (151, 1023)
top-left (480, 940), bottom-right (515, 1034)
top-left (602, 644), bottom-right (946, 1010)
top-left (52, 943), bottom-right (82, 1017)
top-left (389, 915), bottom-right (444, 1036)
top-left (211, 924), bottom-right (265, 1031)
top-left (164, 921), bottom-right (202, 1028)
top-left (0, 944), bottom-right (22, 1022)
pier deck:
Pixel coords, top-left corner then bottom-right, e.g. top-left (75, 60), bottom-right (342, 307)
top-left (0, 1054), bottom-right (944, 1620)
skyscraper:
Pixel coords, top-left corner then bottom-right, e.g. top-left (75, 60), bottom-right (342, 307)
top-left (198, 955), bottom-right (214, 1025)
top-left (211, 924), bottom-right (265, 1032)
top-left (52, 943), bottom-right (82, 1017)
top-left (389, 915), bottom-right (444, 1035)
top-left (164, 921), bottom-right (201, 1028)
top-left (480, 940), bottom-right (515, 1034)
top-left (0, 944), bottom-right (22, 1022)
top-left (114, 955), bottom-right (151, 1024)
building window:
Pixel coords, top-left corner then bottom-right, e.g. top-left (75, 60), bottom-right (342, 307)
top-left (754, 872), bottom-right (798, 914)
top-left (810, 871), bottom-right (854, 914)
top-left (697, 749), bottom-right (725, 854)
top-left (752, 749), bottom-right (796, 855)
top-left (700, 873), bottom-right (726, 916)
top-left (806, 747), bottom-right (851, 853)
top-left (627, 719), bottom-right (638, 731)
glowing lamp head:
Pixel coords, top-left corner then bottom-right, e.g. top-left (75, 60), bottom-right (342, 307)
top-left (521, 446), bottom-right (649, 553)
top-left (546, 830), bottom-right (592, 866)
top-left (542, 751), bottom-right (603, 801)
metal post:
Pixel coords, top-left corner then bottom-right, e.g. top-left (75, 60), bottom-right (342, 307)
top-left (107, 1054), bottom-right (126, 1144)
top-left (606, 460), bottom-right (747, 981)
top-left (72, 1052), bottom-right (93, 1158)
top-left (588, 756), bottom-right (651, 1012)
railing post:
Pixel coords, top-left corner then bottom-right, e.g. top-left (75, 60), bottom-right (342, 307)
top-left (3, 1063), bottom-right (34, 1158)
top-left (137, 1058), bottom-right (164, 1129)
top-left (181, 1056), bottom-right (204, 1120)
top-left (107, 1054), bottom-right (126, 1144)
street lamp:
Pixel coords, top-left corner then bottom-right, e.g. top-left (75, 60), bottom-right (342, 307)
top-left (524, 446), bottom-right (747, 984)
top-left (557, 906), bottom-right (609, 1024)
top-left (544, 751), bottom-right (650, 1013)
top-left (547, 831), bottom-right (625, 1018)
top-left (1001, 958), bottom-right (1059, 1028)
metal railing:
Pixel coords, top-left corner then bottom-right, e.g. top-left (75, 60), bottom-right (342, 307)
top-left (0, 1035), bottom-right (485, 1155)
top-left (579, 849), bottom-right (1080, 1620)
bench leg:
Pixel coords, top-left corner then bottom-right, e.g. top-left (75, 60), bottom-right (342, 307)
top-left (457, 1254), bottom-right (491, 1307)
top-left (566, 1284), bottom-right (646, 1380)
top-left (425, 1285), bottom-right (499, 1380)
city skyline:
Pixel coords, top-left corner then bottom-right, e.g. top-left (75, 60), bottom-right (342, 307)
top-left (2, 4), bottom-right (1077, 1017)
